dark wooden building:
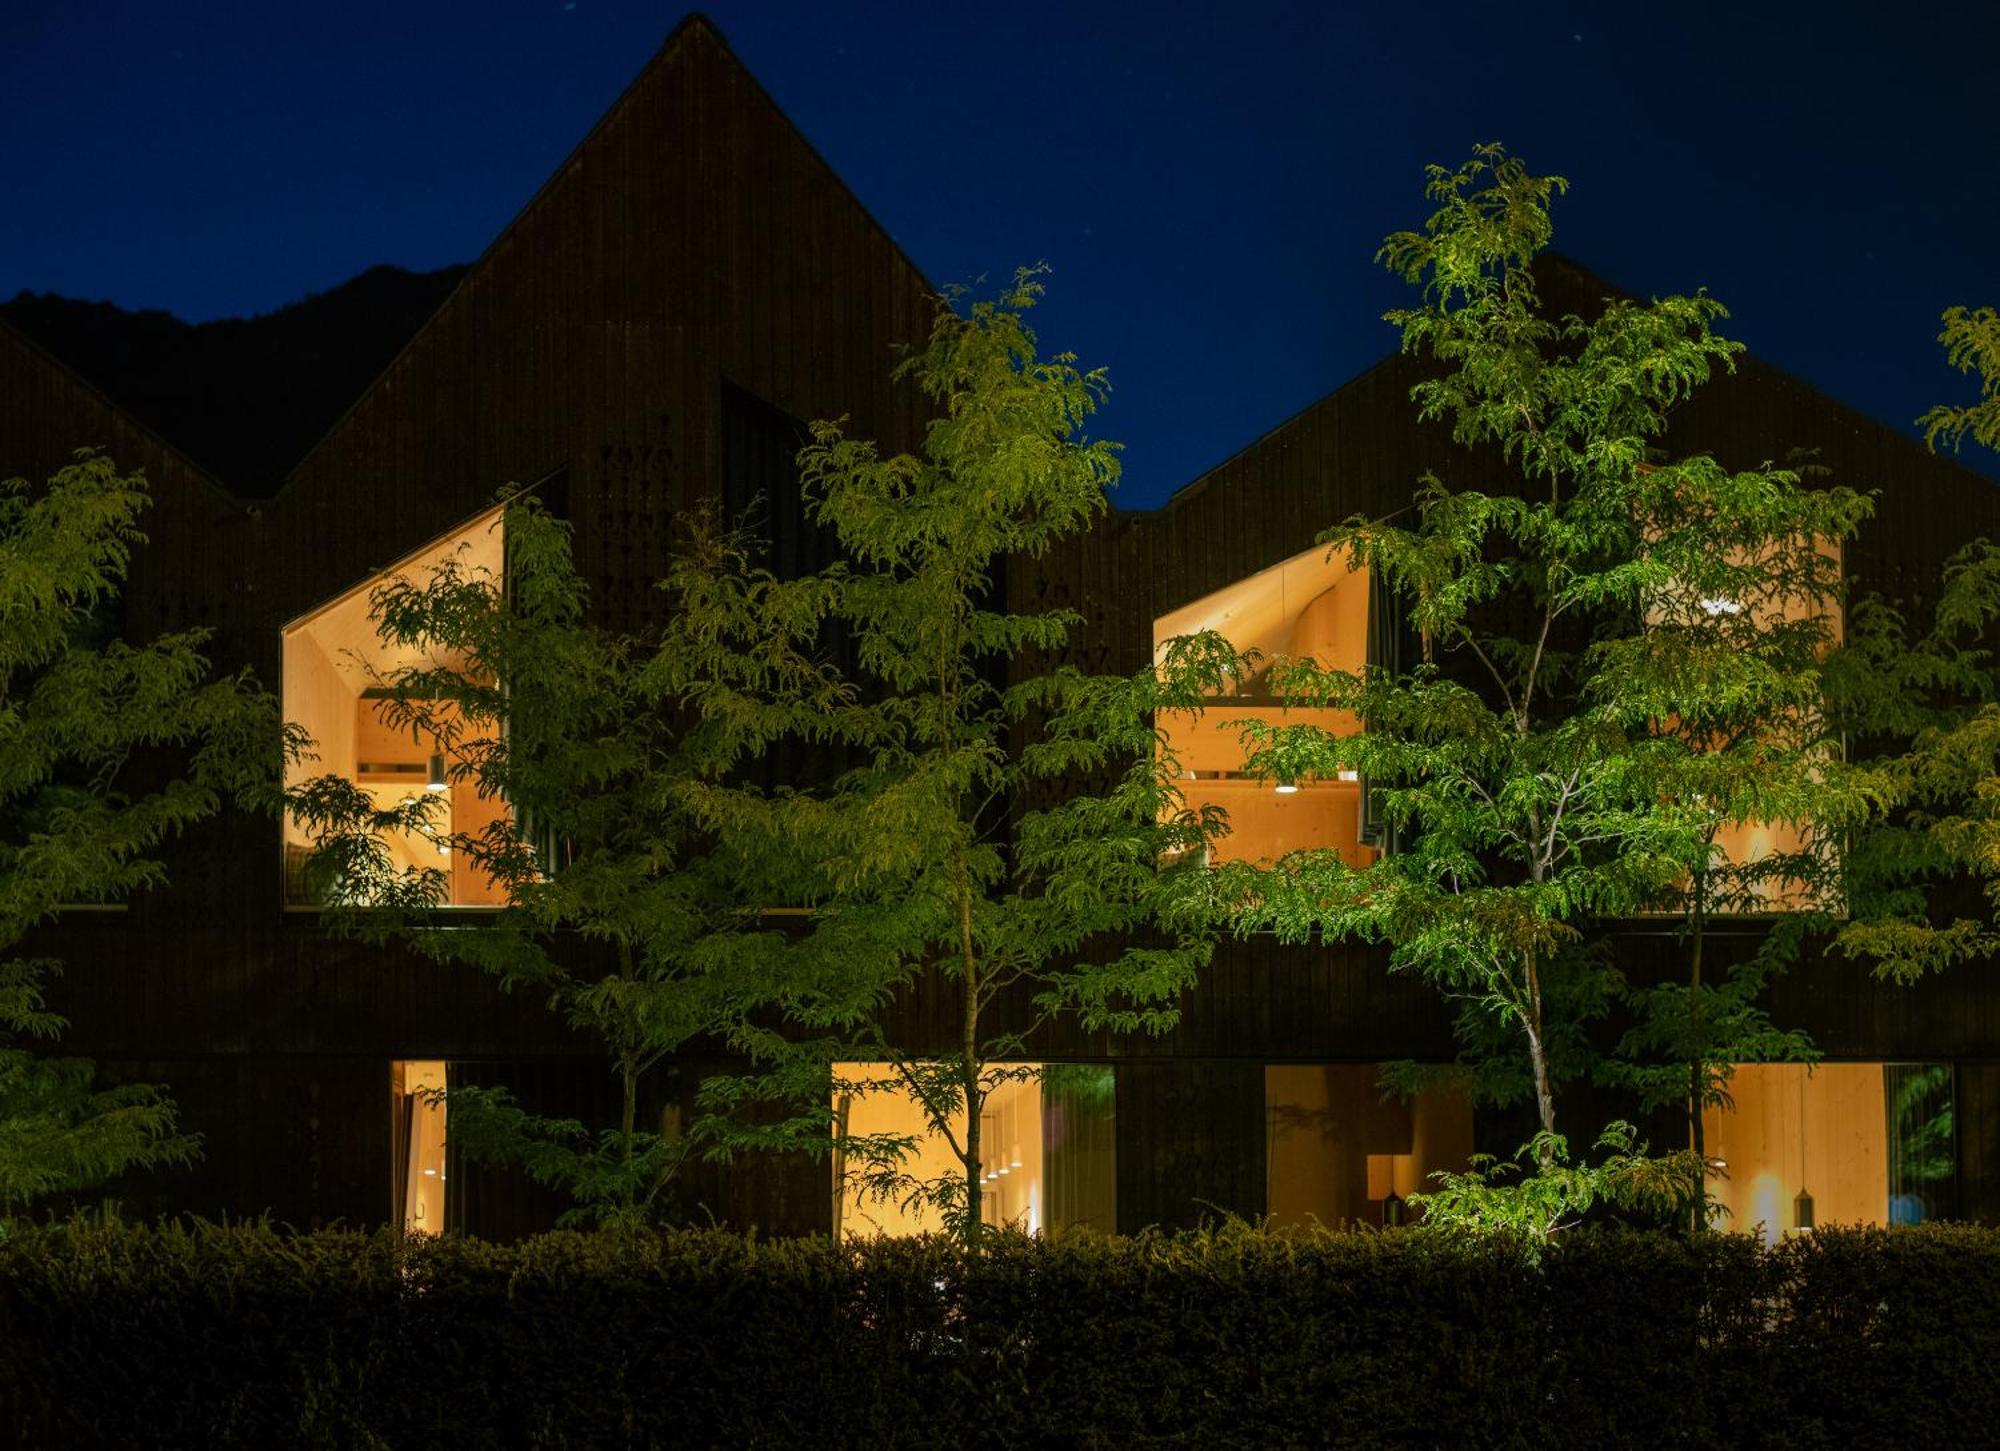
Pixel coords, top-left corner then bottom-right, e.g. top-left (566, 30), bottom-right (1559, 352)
top-left (7, 15), bottom-right (1999, 1238)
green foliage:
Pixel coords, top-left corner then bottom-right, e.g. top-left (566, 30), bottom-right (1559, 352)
top-left (1831, 309), bottom-right (2000, 982)
top-left (0, 451), bottom-right (285, 1218)
top-left (6, 1217), bottom-right (2000, 1448)
top-left (707, 269), bottom-right (1235, 1243)
top-left (1605, 925), bottom-right (1820, 1124)
top-left (1888, 1063), bottom-right (1955, 1189)
top-left (1176, 146), bottom-right (1877, 1232)
top-left (1408, 1121), bottom-right (1702, 1243)
top-left (1838, 569), bottom-right (2000, 980)
top-left (288, 497), bottom-right (852, 1226)
top-left (1919, 305), bottom-right (2000, 455)
top-left (415, 1083), bottom-right (698, 1228)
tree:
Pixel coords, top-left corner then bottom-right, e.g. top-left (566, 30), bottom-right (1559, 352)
top-left (713, 270), bottom-right (1233, 1244)
top-left (1920, 306), bottom-right (2000, 457)
top-left (1193, 147), bottom-right (1869, 1231)
top-left (1597, 460), bottom-right (1867, 1228)
top-left (287, 496), bottom-right (853, 1227)
top-left (1, 450), bottom-right (283, 1218)
top-left (1832, 302), bottom-right (2000, 980)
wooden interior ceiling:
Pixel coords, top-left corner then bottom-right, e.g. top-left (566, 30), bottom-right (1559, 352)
top-left (283, 504), bottom-right (504, 685)
top-left (1152, 541), bottom-right (1361, 665)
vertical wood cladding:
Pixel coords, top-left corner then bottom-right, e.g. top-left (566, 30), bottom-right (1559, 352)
top-left (18, 15), bottom-right (939, 1048)
top-left (8, 18), bottom-right (945, 1230)
top-left (720, 378), bottom-right (827, 581)
top-left (1959, 1065), bottom-right (2000, 1224)
top-left (1116, 1060), bottom-right (1267, 1231)
top-left (13, 17), bottom-right (2000, 1229)
top-left (440, 1058), bottom-right (829, 1240)
top-left (1014, 255), bottom-right (2000, 1076)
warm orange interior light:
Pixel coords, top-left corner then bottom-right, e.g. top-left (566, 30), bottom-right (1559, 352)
top-left (282, 506), bottom-right (509, 906)
top-left (1705, 1064), bottom-right (1873, 1244)
top-left (1265, 1066), bottom-right (1471, 1227)
top-left (392, 1059), bottom-right (448, 1234)
top-left (1154, 544), bottom-right (1378, 869)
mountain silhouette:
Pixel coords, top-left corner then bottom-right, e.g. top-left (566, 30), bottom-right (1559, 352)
top-left (2, 263), bottom-right (466, 497)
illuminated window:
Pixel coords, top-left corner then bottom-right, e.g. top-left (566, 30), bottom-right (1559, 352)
top-left (1154, 545), bottom-right (1378, 867)
top-left (1645, 534), bottom-right (1845, 913)
top-left (1265, 1065), bottom-right (1473, 1227)
top-left (391, 1060), bottom-right (448, 1234)
top-left (1704, 1062), bottom-right (1954, 1243)
top-left (1641, 535), bottom-right (1845, 644)
top-left (830, 1063), bottom-right (1116, 1237)
top-left (282, 506), bottom-right (510, 906)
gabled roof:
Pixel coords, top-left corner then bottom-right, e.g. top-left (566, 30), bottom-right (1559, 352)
top-left (1156, 253), bottom-right (1998, 520)
top-left (274, 12), bottom-right (937, 505)
top-left (1, 265), bottom-right (466, 497)
top-left (0, 310), bottom-right (237, 510)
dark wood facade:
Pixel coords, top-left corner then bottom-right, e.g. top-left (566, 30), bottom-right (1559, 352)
top-left (7, 15), bottom-right (2000, 1234)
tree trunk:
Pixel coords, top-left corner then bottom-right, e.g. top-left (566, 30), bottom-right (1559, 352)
top-left (620, 1060), bottom-right (638, 1219)
top-left (1688, 876), bottom-right (1709, 1234)
top-left (958, 874), bottom-right (982, 1246)
top-left (616, 941), bottom-right (638, 1221)
top-left (1522, 949), bottom-right (1558, 1167)
top-left (962, 1049), bottom-right (981, 1244)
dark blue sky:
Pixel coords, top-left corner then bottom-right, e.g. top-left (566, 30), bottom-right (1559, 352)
top-left (4, 1), bottom-right (1996, 505)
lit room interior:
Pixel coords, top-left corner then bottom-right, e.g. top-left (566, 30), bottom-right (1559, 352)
top-left (1646, 534), bottom-right (1845, 914)
top-left (392, 1059), bottom-right (448, 1234)
top-left (1265, 1065), bottom-right (1474, 1227)
top-left (1707, 818), bottom-right (1814, 910)
top-left (1702, 1062), bottom-right (1954, 1243)
top-left (282, 506), bottom-right (509, 907)
top-left (1153, 544), bottom-right (1377, 868)
top-left (832, 1064), bottom-right (1116, 1237)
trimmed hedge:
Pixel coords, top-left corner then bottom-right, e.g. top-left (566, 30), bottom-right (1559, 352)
top-left (2, 1221), bottom-right (1998, 1448)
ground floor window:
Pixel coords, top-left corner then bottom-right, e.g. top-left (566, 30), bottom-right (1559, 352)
top-left (391, 1060), bottom-right (448, 1234)
top-left (1704, 1062), bottom-right (1955, 1242)
top-left (830, 1063), bottom-right (1116, 1237)
top-left (1264, 1065), bottom-right (1474, 1228)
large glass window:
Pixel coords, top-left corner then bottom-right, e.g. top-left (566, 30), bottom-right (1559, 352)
top-left (282, 507), bottom-right (509, 906)
top-left (391, 1059), bottom-right (448, 1234)
top-left (1154, 546), bottom-right (1377, 867)
top-left (1265, 1065), bottom-right (1474, 1227)
top-left (1644, 535), bottom-right (1845, 914)
top-left (1703, 1061), bottom-right (1955, 1242)
top-left (831, 1063), bottom-right (1116, 1237)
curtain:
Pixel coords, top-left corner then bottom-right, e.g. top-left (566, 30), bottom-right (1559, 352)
top-left (1884, 1062), bottom-right (1956, 1224)
top-left (1042, 1065), bottom-right (1117, 1233)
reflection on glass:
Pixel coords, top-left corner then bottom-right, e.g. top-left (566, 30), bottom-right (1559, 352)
top-left (1885, 1063), bottom-right (1955, 1225)
top-left (1264, 1065), bottom-right (1472, 1227)
top-left (392, 1059), bottom-right (448, 1234)
top-left (830, 1063), bottom-right (1116, 1237)
top-left (1703, 1062), bottom-right (1955, 1242)
top-left (282, 507), bottom-right (510, 907)
top-left (1153, 545), bottom-right (1379, 869)
top-left (1042, 1064), bottom-right (1116, 1234)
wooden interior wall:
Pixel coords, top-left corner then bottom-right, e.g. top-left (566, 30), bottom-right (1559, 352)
top-left (22, 15), bottom-right (939, 1055)
top-left (13, 19), bottom-right (2000, 1230)
top-left (1011, 256), bottom-right (2000, 1225)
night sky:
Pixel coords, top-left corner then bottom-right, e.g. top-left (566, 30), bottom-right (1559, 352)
top-left (4, 1), bottom-right (1996, 506)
